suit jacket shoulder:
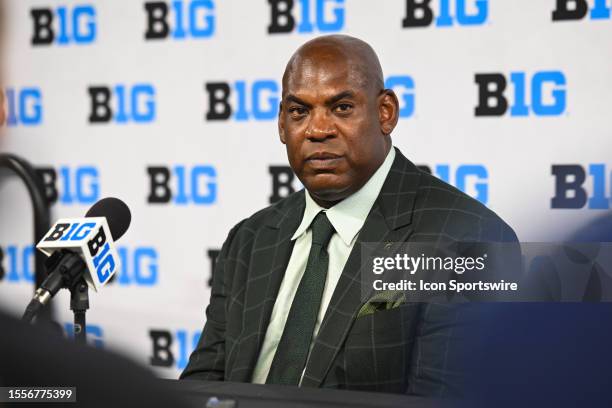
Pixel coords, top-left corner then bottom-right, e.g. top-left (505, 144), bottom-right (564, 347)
top-left (212, 188), bottom-right (303, 261)
top-left (232, 189), bottom-right (305, 236)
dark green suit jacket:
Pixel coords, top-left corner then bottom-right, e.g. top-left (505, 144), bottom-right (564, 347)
top-left (181, 148), bottom-right (518, 395)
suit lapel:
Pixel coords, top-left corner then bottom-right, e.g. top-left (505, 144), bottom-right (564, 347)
top-left (229, 193), bottom-right (305, 382)
top-left (301, 148), bottom-right (422, 387)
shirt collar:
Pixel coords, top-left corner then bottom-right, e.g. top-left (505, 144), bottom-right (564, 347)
top-left (291, 147), bottom-right (396, 246)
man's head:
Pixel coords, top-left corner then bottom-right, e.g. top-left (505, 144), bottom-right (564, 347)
top-left (279, 35), bottom-right (399, 208)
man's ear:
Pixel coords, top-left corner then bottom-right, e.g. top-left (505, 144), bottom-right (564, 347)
top-left (378, 89), bottom-right (399, 136)
top-left (278, 101), bottom-right (286, 144)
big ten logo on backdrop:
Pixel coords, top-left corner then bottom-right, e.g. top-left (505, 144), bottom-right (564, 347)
top-left (386, 76), bottom-right (415, 119)
top-left (0, 244), bottom-right (35, 284)
top-left (205, 79), bottom-right (279, 122)
top-left (87, 84), bottom-right (156, 124)
top-left (205, 249), bottom-right (219, 287)
top-left (30, 4), bottom-right (96, 46)
top-left (402, 0), bottom-right (488, 28)
top-left (0, 244), bottom-right (156, 286)
top-left (267, 0), bottom-right (345, 34)
top-left (268, 166), bottom-right (302, 204)
top-left (3, 87), bottom-right (43, 126)
top-left (64, 323), bottom-right (104, 348)
top-left (552, 0), bottom-right (611, 21)
top-left (35, 166), bottom-right (100, 206)
top-left (418, 164), bottom-right (488, 204)
top-left (108, 247), bottom-right (159, 286)
top-left (205, 75), bottom-right (415, 122)
top-left (144, 0), bottom-right (215, 40)
top-left (551, 164), bottom-right (612, 209)
top-left (146, 165), bottom-right (217, 205)
top-left (474, 71), bottom-right (566, 117)
top-left (149, 328), bottom-right (201, 370)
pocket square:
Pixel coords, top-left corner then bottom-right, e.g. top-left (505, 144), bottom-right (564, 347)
top-left (357, 290), bottom-right (405, 318)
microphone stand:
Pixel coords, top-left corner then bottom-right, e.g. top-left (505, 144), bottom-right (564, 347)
top-left (70, 278), bottom-right (89, 345)
top-left (21, 250), bottom-right (92, 345)
top-left (22, 250), bottom-right (91, 344)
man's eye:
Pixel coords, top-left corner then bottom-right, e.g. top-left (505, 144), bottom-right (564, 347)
top-left (288, 107), bottom-right (307, 116)
top-left (334, 103), bottom-right (353, 113)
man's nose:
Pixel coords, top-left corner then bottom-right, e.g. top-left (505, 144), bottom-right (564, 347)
top-left (305, 108), bottom-right (336, 141)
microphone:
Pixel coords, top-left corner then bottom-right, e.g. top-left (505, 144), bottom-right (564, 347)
top-left (22, 197), bottom-right (131, 323)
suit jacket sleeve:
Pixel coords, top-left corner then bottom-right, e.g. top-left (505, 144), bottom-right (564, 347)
top-left (406, 215), bottom-right (520, 396)
top-left (180, 220), bottom-right (245, 381)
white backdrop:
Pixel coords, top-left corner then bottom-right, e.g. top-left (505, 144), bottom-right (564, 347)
top-left (1, 0), bottom-right (611, 378)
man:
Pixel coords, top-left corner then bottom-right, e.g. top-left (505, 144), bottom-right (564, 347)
top-left (181, 35), bottom-right (517, 395)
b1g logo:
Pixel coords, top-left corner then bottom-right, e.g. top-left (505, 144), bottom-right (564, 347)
top-left (4, 87), bottom-right (43, 126)
top-left (552, 0), bottom-right (611, 21)
top-left (0, 245), bottom-right (35, 283)
top-left (419, 164), bottom-right (488, 204)
top-left (149, 329), bottom-right (201, 370)
top-left (30, 5), bottom-right (96, 46)
top-left (206, 80), bottom-right (279, 122)
top-left (64, 323), bottom-right (104, 348)
top-left (147, 165), bottom-right (217, 205)
top-left (36, 166), bottom-right (100, 205)
top-left (268, 166), bottom-right (302, 204)
top-left (402, 0), bottom-right (488, 28)
top-left (144, 0), bottom-right (215, 40)
top-left (88, 84), bottom-right (156, 124)
top-left (206, 75), bottom-right (414, 122)
top-left (110, 247), bottom-right (159, 286)
top-left (44, 222), bottom-right (117, 285)
top-left (267, 0), bottom-right (345, 34)
top-left (551, 164), bottom-right (611, 209)
top-left (475, 71), bottom-right (566, 117)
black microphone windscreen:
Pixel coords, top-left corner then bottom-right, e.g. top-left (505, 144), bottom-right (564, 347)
top-left (85, 197), bottom-right (131, 241)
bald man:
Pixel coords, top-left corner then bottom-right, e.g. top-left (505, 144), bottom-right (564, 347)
top-left (182, 35), bottom-right (517, 395)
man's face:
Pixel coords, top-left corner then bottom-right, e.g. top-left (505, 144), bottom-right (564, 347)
top-left (279, 57), bottom-right (390, 206)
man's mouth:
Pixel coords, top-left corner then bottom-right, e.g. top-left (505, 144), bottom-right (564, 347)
top-left (305, 152), bottom-right (344, 170)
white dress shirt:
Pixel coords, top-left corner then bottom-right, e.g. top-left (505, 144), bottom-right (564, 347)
top-left (251, 148), bottom-right (396, 384)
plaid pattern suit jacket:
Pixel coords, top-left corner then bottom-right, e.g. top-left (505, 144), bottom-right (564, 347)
top-left (181, 148), bottom-right (518, 395)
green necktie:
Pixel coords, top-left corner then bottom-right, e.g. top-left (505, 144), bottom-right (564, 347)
top-left (266, 212), bottom-right (335, 385)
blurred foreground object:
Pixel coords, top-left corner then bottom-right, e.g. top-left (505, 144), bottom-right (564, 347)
top-left (0, 310), bottom-right (195, 408)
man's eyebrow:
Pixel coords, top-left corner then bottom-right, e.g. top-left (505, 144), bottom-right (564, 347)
top-left (282, 91), bottom-right (356, 108)
top-left (325, 91), bottom-right (355, 106)
top-left (283, 94), bottom-right (312, 108)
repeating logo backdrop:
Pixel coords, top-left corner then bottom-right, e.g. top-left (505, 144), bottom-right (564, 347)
top-left (0, 0), bottom-right (611, 378)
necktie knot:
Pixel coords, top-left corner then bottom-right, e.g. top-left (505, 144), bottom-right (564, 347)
top-left (310, 212), bottom-right (335, 247)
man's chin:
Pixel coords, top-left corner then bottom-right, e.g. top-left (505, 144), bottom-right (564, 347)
top-left (304, 175), bottom-right (353, 204)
